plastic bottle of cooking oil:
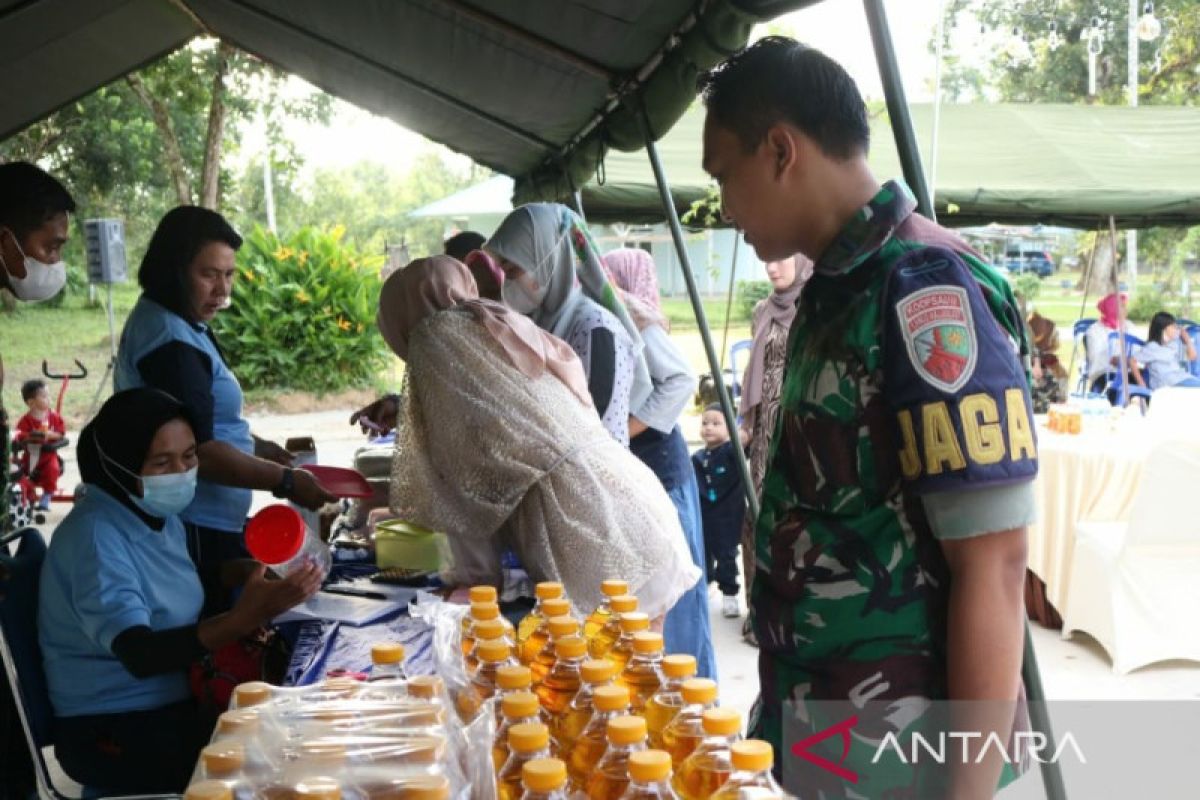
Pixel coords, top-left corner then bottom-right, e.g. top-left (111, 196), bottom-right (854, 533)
top-left (200, 741), bottom-right (247, 782)
top-left (407, 675), bottom-right (445, 710)
top-left (520, 598), bottom-right (572, 666)
top-left (518, 582), bottom-right (565, 648)
top-left (673, 708), bottom-right (741, 800)
top-left (464, 600), bottom-right (516, 659)
top-left (708, 741), bottom-right (783, 799)
top-left (589, 595), bottom-right (639, 658)
top-left (457, 638), bottom-right (519, 720)
top-left (184, 780), bottom-right (232, 800)
top-left (566, 684), bottom-right (630, 790)
top-left (521, 758), bottom-right (571, 800)
top-left (462, 585), bottom-right (499, 637)
top-left (620, 749), bottom-right (681, 799)
top-left (619, 632), bottom-right (664, 714)
top-left (606, 612), bottom-right (649, 675)
top-left (559, 658), bottom-right (618, 754)
top-left (232, 681), bottom-right (273, 710)
top-left (645, 655), bottom-right (696, 749)
top-left (365, 642), bottom-right (408, 701)
top-left (585, 714), bottom-right (648, 799)
top-left (536, 634), bottom-right (587, 725)
top-left (585, 579), bottom-right (630, 639)
top-left (498, 722), bottom-right (554, 800)
top-left (494, 691), bottom-right (546, 773)
top-left (532, 616), bottom-right (581, 684)
top-left (661, 679), bottom-right (719, 769)
top-left (466, 618), bottom-right (510, 674)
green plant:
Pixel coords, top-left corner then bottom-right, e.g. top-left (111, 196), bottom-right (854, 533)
top-left (737, 280), bottom-right (772, 321)
top-left (1127, 289), bottom-right (1177, 323)
top-left (213, 224), bottom-right (388, 391)
top-left (681, 185), bottom-right (722, 229)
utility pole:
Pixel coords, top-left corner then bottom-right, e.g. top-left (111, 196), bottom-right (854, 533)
top-left (1127, 0), bottom-right (1139, 291)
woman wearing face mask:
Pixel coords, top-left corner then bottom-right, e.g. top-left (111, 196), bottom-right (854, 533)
top-left (486, 203), bottom-right (653, 445)
top-left (115, 207), bottom-right (334, 604)
top-left (38, 388), bottom-right (321, 794)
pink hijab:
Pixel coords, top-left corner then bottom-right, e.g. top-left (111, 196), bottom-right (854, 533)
top-left (376, 255), bottom-right (592, 406)
top-left (1097, 292), bottom-right (1126, 330)
top-left (602, 248), bottom-right (667, 332)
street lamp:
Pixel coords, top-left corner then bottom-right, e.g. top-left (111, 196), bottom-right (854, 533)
top-left (1137, 2), bottom-right (1163, 41)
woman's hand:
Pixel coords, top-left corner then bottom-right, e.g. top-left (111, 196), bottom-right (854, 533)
top-left (628, 416), bottom-right (649, 438)
top-left (232, 562), bottom-right (322, 628)
top-left (254, 436), bottom-right (295, 467)
top-left (290, 468), bottom-right (337, 511)
top-left (349, 395), bottom-right (399, 435)
top-left (738, 426), bottom-right (752, 447)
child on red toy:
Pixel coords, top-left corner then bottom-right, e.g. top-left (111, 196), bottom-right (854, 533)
top-left (14, 379), bottom-right (66, 510)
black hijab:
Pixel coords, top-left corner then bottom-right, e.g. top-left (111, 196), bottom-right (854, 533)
top-left (77, 388), bottom-right (196, 530)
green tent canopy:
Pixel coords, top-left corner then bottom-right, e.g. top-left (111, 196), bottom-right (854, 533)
top-left (580, 102), bottom-right (1200, 229)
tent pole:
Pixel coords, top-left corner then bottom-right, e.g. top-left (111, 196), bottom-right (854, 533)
top-left (862, 0), bottom-right (935, 220)
top-left (1022, 622), bottom-right (1069, 800)
top-left (637, 107), bottom-right (759, 519)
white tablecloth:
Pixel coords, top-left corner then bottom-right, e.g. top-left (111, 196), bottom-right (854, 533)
top-left (1028, 417), bottom-right (1154, 619)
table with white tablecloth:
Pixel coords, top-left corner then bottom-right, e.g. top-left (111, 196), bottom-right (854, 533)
top-left (1027, 417), bottom-right (1154, 624)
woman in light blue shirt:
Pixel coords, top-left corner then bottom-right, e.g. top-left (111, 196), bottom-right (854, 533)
top-left (1136, 312), bottom-right (1200, 389)
top-left (39, 389), bottom-right (319, 794)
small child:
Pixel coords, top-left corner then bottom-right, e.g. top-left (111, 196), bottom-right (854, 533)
top-left (692, 403), bottom-right (746, 618)
top-left (15, 379), bottom-right (66, 510)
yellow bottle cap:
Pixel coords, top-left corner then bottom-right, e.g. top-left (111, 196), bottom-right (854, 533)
top-left (535, 582), bottom-right (564, 600)
top-left (546, 615), bottom-right (580, 638)
top-left (472, 618), bottom-right (506, 641)
top-left (609, 595), bottom-right (639, 614)
top-left (502, 691), bottom-right (541, 719)
top-left (216, 709), bottom-right (259, 735)
top-left (522, 758), bottom-right (568, 792)
top-left (508, 721), bottom-right (550, 752)
top-left (593, 684), bottom-right (630, 711)
top-left (371, 642), bottom-right (405, 665)
top-left (601, 579), bottom-right (629, 597)
top-left (185, 781), bottom-right (233, 800)
top-left (294, 778), bottom-right (341, 800)
top-left (201, 743), bottom-right (245, 775)
top-left (233, 681), bottom-right (272, 708)
top-left (496, 665), bottom-right (533, 690)
top-left (661, 654), bottom-right (697, 679)
top-left (619, 612), bottom-right (650, 633)
top-left (408, 675), bottom-right (443, 700)
top-left (681, 678), bottom-right (718, 705)
top-left (555, 635), bottom-right (587, 659)
top-left (631, 631), bottom-right (663, 654)
top-left (628, 749), bottom-right (672, 782)
top-left (541, 598), bottom-right (571, 618)
top-left (702, 708), bottom-right (742, 736)
top-left (606, 714), bottom-right (648, 745)
top-left (469, 586), bottom-right (498, 604)
top-left (475, 639), bottom-right (512, 663)
top-left (580, 659), bottom-right (617, 683)
top-left (731, 740), bottom-right (774, 772)
top-left (470, 601), bottom-right (500, 621)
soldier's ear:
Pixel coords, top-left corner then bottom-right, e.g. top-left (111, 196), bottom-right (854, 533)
top-left (763, 125), bottom-right (798, 180)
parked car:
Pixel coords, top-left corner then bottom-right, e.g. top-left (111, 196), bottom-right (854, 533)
top-left (1005, 250), bottom-right (1055, 277)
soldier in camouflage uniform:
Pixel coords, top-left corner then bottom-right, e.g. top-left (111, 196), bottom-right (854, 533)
top-left (700, 40), bottom-right (1036, 798)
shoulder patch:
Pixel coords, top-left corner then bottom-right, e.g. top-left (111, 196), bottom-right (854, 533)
top-left (896, 285), bottom-right (978, 393)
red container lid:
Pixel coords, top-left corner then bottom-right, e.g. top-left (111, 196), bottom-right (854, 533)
top-left (245, 504), bottom-right (306, 565)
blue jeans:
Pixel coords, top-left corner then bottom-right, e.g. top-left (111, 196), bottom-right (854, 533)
top-left (664, 478), bottom-right (719, 680)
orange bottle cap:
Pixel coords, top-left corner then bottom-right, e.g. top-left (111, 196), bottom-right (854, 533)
top-left (469, 586), bottom-right (498, 604)
top-left (408, 675), bottom-right (443, 700)
top-left (535, 582), bottom-right (564, 600)
top-left (201, 743), bottom-right (245, 775)
top-left (606, 714), bottom-right (648, 744)
top-left (371, 642), bottom-right (404, 665)
top-left (185, 781), bottom-right (232, 800)
top-left (731, 739), bottom-right (774, 772)
top-left (475, 639), bottom-right (512, 663)
top-left (399, 776), bottom-right (450, 800)
top-left (496, 665), bottom-right (533, 690)
top-left (609, 595), bottom-right (639, 614)
top-left (592, 684), bottom-right (630, 711)
top-left (580, 659), bottom-right (617, 683)
top-left (508, 721), bottom-right (550, 752)
top-left (233, 681), bottom-right (272, 708)
top-left (522, 758), bottom-right (567, 792)
top-left (470, 601), bottom-right (500, 621)
top-left (216, 709), bottom-right (259, 734)
top-left (628, 749), bottom-right (672, 782)
top-left (702, 707), bottom-right (742, 736)
top-left (618, 612), bottom-right (650, 633)
top-left (540, 598), bottom-right (571, 618)
top-left (502, 691), bottom-right (541, 719)
top-left (631, 631), bottom-right (663, 654)
top-left (471, 618), bottom-right (506, 641)
top-left (600, 579), bottom-right (629, 597)
top-left (661, 654), bottom-right (697, 679)
top-left (554, 635), bottom-right (587, 659)
top-left (546, 615), bottom-right (580, 638)
top-left (680, 678), bottom-right (718, 705)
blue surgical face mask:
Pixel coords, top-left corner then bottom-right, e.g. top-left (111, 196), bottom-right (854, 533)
top-left (96, 436), bottom-right (197, 518)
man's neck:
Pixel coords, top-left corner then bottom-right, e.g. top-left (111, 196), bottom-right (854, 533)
top-left (29, 408), bottom-right (48, 420)
top-left (805, 160), bottom-right (881, 262)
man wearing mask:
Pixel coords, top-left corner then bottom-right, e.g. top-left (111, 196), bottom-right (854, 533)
top-left (0, 160), bottom-right (75, 799)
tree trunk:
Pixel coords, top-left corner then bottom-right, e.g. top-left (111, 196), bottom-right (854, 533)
top-left (1082, 234), bottom-right (1118, 299)
top-left (199, 43), bottom-right (234, 210)
top-left (127, 73), bottom-right (193, 206)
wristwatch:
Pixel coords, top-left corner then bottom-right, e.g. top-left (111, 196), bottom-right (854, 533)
top-left (272, 467), bottom-right (295, 499)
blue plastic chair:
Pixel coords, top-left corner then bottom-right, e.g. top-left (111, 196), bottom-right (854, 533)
top-left (1187, 325), bottom-right (1200, 377)
top-left (727, 339), bottom-right (753, 402)
top-left (1105, 331), bottom-right (1152, 407)
top-left (1071, 319), bottom-right (1097, 396)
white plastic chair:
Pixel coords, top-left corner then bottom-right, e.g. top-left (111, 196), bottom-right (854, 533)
top-left (1062, 441), bottom-right (1200, 673)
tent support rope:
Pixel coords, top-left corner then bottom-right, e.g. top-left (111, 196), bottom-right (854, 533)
top-left (637, 105), bottom-right (759, 520)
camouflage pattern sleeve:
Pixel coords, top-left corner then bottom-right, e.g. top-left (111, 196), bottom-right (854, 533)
top-left (881, 246), bottom-right (1038, 497)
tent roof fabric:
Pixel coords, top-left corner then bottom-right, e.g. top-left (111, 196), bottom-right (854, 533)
top-left (576, 102), bottom-right (1200, 229)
